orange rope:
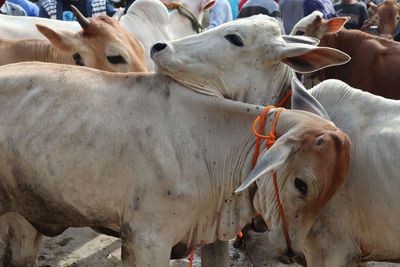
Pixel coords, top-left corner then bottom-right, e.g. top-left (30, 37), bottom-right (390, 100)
top-left (189, 251), bottom-right (194, 267)
top-left (252, 106), bottom-right (273, 167)
top-left (250, 105), bottom-right (292, 252)
top-left (272, 171), bottom-right (292, 251)
top-left (277, 89), bottom-right (292, 108)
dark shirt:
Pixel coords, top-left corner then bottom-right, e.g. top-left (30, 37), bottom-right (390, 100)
top-left (334, 3), bottom-right (368, 29)
top-left (304, 0), bottom-right (338, 19)
top-left (237, 0), bottom-right (281, 20)
top-left (62, 0), bottom-right (87, 17)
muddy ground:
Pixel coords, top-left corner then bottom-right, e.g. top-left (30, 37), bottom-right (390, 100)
top-left (38, 227), bottom-right (399, 267)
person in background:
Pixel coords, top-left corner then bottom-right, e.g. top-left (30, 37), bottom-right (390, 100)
top-left (279, 0), bottom-right (304, 34)
top-left (207, 0), bottom-right (232, 29)
top-left (227, 0), bottom-right (239, 19)
top-left (303, 0), bottom-right (338, 19)
top-left (8, 0), bottom-right (38, 15)
top-left (0, 0), bottom-right (27, 15)
top-left (39, 0), bottom-right (115, 20)
top-left (124, 0), bottom-right (133, 13)
top-left (237, 0), bottom-right (281, 22)
top-left (358, 0), bottom-right (368, 9)
top-left (238, 0), bottom-right (278, 11)
top-left (334, 0), bottom-right (368, 29)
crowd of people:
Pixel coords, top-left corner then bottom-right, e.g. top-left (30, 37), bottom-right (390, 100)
top-left (0, 0), bottom-right (395, 35)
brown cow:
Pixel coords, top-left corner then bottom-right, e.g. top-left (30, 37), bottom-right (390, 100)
top-left (0, 6), bottom-right (147, 73)
top-left (368, 0), bottom-right (400, 41)
top-left (291, 11), bottom-right (400, 99)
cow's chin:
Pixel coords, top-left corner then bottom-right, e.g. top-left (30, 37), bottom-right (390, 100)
top-left (153, 57), bottom-right (183, 74)
top-left (155, 70), bottom-right (224, 98)
top-left (243, 230), bottom-right (307, 267)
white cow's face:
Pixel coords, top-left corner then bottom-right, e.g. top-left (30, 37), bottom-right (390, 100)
top-left (151, 16), bottom-right (350, 102)
top-left (151, 16), bottom-right (283, 96)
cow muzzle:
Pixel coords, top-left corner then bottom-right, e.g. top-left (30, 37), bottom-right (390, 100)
top-left (150, 41), bottom-right (168, 59)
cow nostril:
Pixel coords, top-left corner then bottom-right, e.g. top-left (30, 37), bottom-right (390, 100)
top-left (150, 42), bottom-right (167, 58)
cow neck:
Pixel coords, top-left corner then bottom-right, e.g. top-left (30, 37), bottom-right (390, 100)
top-left (250, 105), bottom-right (293, 254)
top-left (165, 2), bottom-right (203, 34)
top-left (189, 89), bottom-right (292, 267)
top-left (163, 60), bottom-right (293, 107)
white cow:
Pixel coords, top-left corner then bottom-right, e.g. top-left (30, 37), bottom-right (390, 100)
top-left (0, 61), bottom-right (350, 267)
top-left (243, 78), bottom-right (400, 266)
top-left (0, 18), bottom-right (350, 266)
top-left (119, 0), bottom-right (215, 70)
top-left (0, 14), bottom-right (80, 40)
top-left (150, 15), bottom-right (349, 105)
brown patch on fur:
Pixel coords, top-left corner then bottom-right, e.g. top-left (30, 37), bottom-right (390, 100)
top-left (300, 128), bottom-right (351, 219)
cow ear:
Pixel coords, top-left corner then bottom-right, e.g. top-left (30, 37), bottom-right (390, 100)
top-left (323, 17), bottom-right (348, 33)
top-left (201, 0), bottom-right (215, 10)
top-left (235, 142), bottom-right (292, 193)
top-left (291, 76), bottom-right (330, 120)
top-left (36, 24), bottom-right (79, 52)
top-left (282, 35), bottom-right (320, 46)
top-left (279, 43), bottom-right (350, 73)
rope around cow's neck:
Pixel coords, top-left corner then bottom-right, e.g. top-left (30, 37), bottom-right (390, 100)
top-left (188, 90), bottom-right (293, 266)
top-left (165, 1), bottom-right (204, 34)
top-left (251, 106), bottom-right (292, 253)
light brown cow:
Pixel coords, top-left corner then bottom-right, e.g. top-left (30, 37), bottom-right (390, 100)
top-left (291, 11), bottom-right (400, 99)
top-left (368, 0), bottom-right (400, 41)
top-left (0, 6), bottom-right (147, 73)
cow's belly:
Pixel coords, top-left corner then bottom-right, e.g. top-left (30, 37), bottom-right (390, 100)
top-left (1, 161), bottom-right (125, 231)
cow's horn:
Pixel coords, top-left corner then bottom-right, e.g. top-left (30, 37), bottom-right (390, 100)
top-left (71, 5), bottom-right (90, 29)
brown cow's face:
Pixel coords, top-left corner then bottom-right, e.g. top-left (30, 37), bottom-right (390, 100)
top-left (370, 0), bottom-right (400, 39)
top-left (36, 16), bottom-right (147, 73)
top-left (290, 11), bottom-right (348, 39)
top-left (77, 16), bottom-right (148, 73)
top-left (249, 111), bottom-right (351, 261)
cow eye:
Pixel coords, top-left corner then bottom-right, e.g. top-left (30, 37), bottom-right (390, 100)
top-left (295, 30), bottom-right (305, 36)
top-left (107, 55), bottom-right (126, 64)
top-left (295, 177), bottom-right (307, 197)
top-left (224, 34), bottom-right (244, 47)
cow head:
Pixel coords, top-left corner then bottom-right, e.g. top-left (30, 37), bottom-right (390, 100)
top-left (234, 77), bottom-right (351, 264)
top-left (150, 16), bottom-right (349, 104)
top-left (35, 6), bottom-right (147, 73)
top-left (290, 10), bottom-right (348, 39)
top-left (368, 0), bottom-right (400, 40)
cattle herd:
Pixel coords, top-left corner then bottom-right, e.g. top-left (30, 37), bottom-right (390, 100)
top-left (0, 0), bottom-right (399, 267)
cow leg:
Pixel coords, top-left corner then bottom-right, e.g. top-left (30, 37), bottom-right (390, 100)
top-left (120, 223), bottom-right (171, 267)
top-left (0, 213), bottom-right (42, 267)
top-left (201, 240), bottom-right (229, 267)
